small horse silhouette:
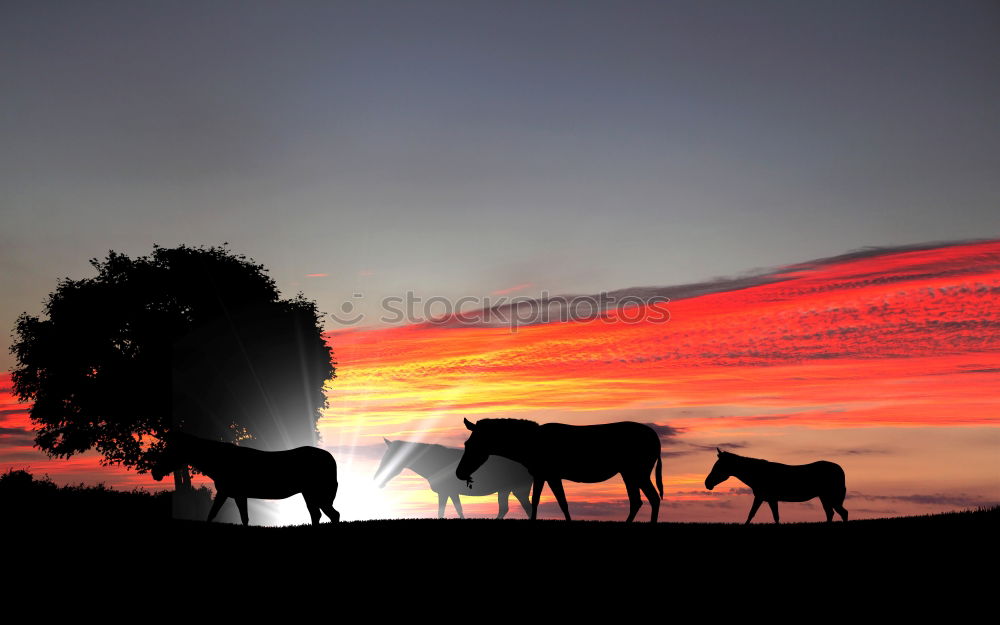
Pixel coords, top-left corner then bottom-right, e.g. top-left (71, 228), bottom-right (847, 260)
top-left (456, 418), bottom-right (663, 522)
top-left (705, 449), bottom-right (848, 524)
top-left (374, 439), bottom-right (532, 518)
top-left (152, 432), bottom-right (340, 526)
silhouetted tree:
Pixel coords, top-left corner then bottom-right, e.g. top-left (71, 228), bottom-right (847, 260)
top-left (10, 245), bottom-right (335, 493)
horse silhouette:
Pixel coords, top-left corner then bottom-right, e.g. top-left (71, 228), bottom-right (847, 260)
top-left (374, 438), bottom-right (532, 518)
top-left (152, 432), bottom-right (340, 526)
top-left (456, 418), bottom-right (663, 522)
top-left (705, 449), bottom-right (848, 523)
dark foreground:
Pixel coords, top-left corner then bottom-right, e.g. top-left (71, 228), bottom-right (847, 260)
top-left (2, 473), bottom-right (994, 602)
top-left (169, 506), bottom-right (996, 577)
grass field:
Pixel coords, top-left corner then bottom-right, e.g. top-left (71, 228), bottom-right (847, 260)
top-left (0, 468), bottom-right (1000, 604)
top-left (3, 470), bottom-right (994, 601)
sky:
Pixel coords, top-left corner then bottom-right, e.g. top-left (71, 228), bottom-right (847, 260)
top-left (1, 1), bottom-right (998, 523)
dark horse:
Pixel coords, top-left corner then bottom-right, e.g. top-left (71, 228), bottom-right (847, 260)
top-left (705, 449), bottom-right (848, 523)
top-left (456, 418), bottom-right (663, 522)
top-left (152, 432), bottom-right (340, 526)
top-left (374, 438), bottom-right (532, 518)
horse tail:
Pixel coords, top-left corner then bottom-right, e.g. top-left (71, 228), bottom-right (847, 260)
top-left (655, 455), bottom-right (663, 498)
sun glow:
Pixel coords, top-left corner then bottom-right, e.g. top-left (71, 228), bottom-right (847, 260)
top-left (312, 240), bottom-right (1000, 520)
top-left (3, 241), bottom-right (999, 521)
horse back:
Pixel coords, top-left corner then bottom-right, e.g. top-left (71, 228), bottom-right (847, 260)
top-left (801, 460), bottom-right (845, 485)
top-left (760, 460), bottom-right (845, 501)
top-left (537, 422), bottom-right (660, 455)
top-left (210, 445), bottom-right (337, 499)
top-left (534, 421), bottom-right (661, 482)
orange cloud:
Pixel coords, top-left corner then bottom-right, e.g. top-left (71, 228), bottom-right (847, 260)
top-left (325, 241), bottom-right (1000, 430)
top-left (4, 241), bottom-right (998, 521)
top-left (316, 241), bottom-right (1000, 520)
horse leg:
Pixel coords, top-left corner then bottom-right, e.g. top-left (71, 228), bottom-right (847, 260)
top-left (437, 492), bottom-right (448, 518)
top-left (235, 497), bottom-right (249, 526)
top-left (319, 483), bottom-right (340, 522)
top-left (639, 478), bottom-right (661, 523)
top-left (320, 500), bottom-right (340, 523)
top-left (451, 494), bottom-right (465, 519)
top-left (835, 504), bottom-right (849, 522)
top-left (745, 497), bottom-right (763, 524)
top-left (820, 497), bottom-right (835, 523)
top-left (548, 478), bottom-right (571, 521)
top-left (497, 490), bottom-right (510, 519)
top-left (530, 478), bottom-right (545, 520)
top-left (207, 491), bottom-right (228, 523)
top-left (513, 486), bottom-right (532, 517)
top-left (768, 500), bottom-right (780, 524)
top-left (624, 479), bottom-right (642, 523)
top-left (834, 487), bottom-right (849, 522)
top-left (304, 494), bottom-right (322, 526)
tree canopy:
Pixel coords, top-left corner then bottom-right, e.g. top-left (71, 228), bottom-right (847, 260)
top-left (10, 245), bottom-right (335, 480)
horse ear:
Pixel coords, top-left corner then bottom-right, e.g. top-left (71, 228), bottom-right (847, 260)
top-left (384, 437), bottom-right (392, 446)
top-left (464, 418), bottom-right (476, 431)
top-left (717, 447), bottom-right (723, 456)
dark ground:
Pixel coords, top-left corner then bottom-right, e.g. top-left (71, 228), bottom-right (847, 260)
top-left (2, 471), bottom-right (994, 605)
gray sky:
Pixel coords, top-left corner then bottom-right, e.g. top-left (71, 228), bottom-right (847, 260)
top-left (3, 0), bottom-right (999, 370)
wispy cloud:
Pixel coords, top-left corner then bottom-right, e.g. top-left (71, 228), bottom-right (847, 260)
top-left (832, 448), bottom-right (892, 456)
top-left (688, 442), bottom-right (747, 452)
top-left (492, 283), bottom-right (534, 296)
top-left (644, 423), bottom-right (684, 441)
top-left (0, 427), bottom-right (35, 447)
top-left (327, 240), bottom-right (1000, 431)
top-left (851, 492), bottom-right (996, 508)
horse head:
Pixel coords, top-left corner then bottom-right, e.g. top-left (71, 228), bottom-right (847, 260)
top-left (151, 432), bottom-right (180, 481)
top-left (455, 418), bottom-right (490, 487)
top-left (373, 438), bottom-right (412, 488)
top-left (150, 431), bottom-right (196, 481)
top-left (705, 448), bottom-right (734, 490)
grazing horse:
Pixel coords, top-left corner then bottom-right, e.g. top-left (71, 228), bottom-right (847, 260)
top-left (705, 449), bottom-right (848, 524)
top-left (374, 439), bottom-right (532, 518)
top-left (456, 418), bottom-right (663, 522)
top-left (152, 432), bottom-right (340, 526)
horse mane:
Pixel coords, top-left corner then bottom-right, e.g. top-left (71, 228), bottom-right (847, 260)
top-left (392, 441), bottom-right (458, 449)
top-left (470, 419), bottom-right (542, 452)
top-left (476, 418), bottom-right (541, 433)
top-left (721, 451), bottom-right (772, 466)
top-left (394, 441), bottom-right (458, 452)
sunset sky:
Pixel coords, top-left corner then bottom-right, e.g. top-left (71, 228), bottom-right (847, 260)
top-left (2, 2), bottom-right (998, 523)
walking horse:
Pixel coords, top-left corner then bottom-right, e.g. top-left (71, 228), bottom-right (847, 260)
top-left (705, 449), bottom-right (848, 523)
top-left (374, 439), bottom-right (532, 518)
top-left (456, 418), bottom-right (663, 522)
top-left (152, 431), bottom-right (340, 525)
